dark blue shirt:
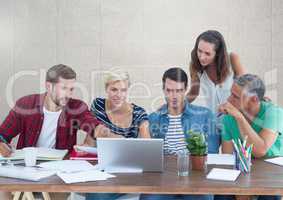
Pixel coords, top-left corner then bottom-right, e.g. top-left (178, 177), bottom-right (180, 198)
top-left (91, 98), bottom-right (148, 138)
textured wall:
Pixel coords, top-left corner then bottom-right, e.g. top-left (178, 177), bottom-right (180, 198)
top-left (0, 0), bottom-right (282, 123)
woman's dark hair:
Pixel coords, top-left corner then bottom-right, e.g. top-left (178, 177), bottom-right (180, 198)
top-left (190, 30), bottom-right (230, 83)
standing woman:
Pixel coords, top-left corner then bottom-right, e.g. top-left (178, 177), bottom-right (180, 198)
top-left (187, 30), bottom-right (246, 114)
top-left (188, 30), bottom-right (245, 200)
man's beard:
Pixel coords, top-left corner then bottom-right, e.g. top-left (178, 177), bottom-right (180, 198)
top-left (52, 96), bottom-right (69, 107)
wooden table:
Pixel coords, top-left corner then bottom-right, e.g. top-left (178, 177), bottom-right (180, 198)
top-left (1, 156), bottom-right (283, 195)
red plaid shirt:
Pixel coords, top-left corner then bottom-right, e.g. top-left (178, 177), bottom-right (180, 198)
top-left (0, 93), bottom-right (100, 150)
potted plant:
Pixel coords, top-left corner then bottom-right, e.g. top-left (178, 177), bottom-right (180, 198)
top-left (186, 130), bottom-right (208, 171)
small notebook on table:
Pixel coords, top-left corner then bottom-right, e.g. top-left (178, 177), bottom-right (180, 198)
top-left (69, 149), bottom-right (97, 161)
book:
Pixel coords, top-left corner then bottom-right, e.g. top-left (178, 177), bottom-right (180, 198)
top-left (69, 149), bottom-right (97, 161)
top-left (0, 147), bottom-right (68, 161)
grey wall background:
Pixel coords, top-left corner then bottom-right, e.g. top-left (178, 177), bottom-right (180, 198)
top-left (0, 0), bottom-right (283, 123)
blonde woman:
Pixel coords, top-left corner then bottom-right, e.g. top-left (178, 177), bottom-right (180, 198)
top-left (91, 70), bottom-right (150, 139)
top-left (85, 70), bottom-right (150, 200)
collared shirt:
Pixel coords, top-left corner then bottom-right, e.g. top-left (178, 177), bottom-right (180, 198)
top-left (0, 93), bottom-right (100, 150)
top-left (222, 101), bottom-right (283, 157)
top-left (149, 101), bottom-right (220, 154)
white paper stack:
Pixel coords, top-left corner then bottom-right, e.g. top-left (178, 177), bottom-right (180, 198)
top-left (207, 154), bottom-right (235, 165)
top-left (0, 165), bottom-right (56, 181)
top-left (265, 157), bottom-right (283, 166)
top-left (37, 160), bottom-right (96, 173)
top-left (37, 160), bottom-right (115, 183)
top-left (57, 170), bottom-right (115, 184)
top-left (206, 168), bottom-right (241, 181)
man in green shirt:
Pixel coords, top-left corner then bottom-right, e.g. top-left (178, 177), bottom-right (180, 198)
top-left (220, 74), bottom-right (283, 158)
top-left (219, 74), bottom-right (282, 200)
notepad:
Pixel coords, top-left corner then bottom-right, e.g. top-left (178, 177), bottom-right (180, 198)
top-left (206, 168), bottom-right (241, 181)
top-left (265, 157), bottom-right (283, 166)
top-left (57, 170), bottom-right (115, 184)
top-left (0, 165), bottom-right (56, 181)
top-left (0, 147), bottom-right (68, 161)
top-left (207, 154), bottom-right (235, 165)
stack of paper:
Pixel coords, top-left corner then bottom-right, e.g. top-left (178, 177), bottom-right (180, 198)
top-left (265, 157), bottom-right (283, 166)
top-left (37, 160), bottom-right (96, 173)
top-left (0, 165), bottom-right (56, 181)
top-left (206, 168), bottom-right (241, 181)
top-left (37, 160), bottom-right (115, 183)
top-left (57, 170), bottom-right (115, 184)
top-left (0, 147), bottom-right (68, 161)
top-left (207, 154), bottom-right (235, 165)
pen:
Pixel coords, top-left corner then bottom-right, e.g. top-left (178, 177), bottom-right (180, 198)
top-left (243, 136), bottom-right (247, 149)
top-left (232, 139), bottom-right (248, 172)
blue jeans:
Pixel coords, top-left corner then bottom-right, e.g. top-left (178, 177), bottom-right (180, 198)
top-left (214, 195), bottom-right (281, 200)
top-left (140, 194), bottom-right (213, 200)
top-left (257, 196), bottom-right (281, 200)
top-left (85, 193), bottom-right (125, 200)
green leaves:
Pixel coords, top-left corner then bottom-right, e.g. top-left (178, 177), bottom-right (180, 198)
top-left (186, 130), bottom-right (208, 156)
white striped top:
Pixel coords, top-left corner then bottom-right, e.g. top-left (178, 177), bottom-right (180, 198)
top-left (164, 114), bottom-right (187, 155)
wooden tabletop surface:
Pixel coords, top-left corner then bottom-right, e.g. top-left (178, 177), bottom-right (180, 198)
top-left (1, 156), bottom-right (283, 195)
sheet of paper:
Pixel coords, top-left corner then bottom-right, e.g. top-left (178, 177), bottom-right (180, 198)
top-left (265, 157), bottom-right (283, 166)
top-left (0, 147), bottom-right (68, 161)
top-left (57, 170), bottom-right (115, 184)
top-left (37, 160), bottom-right (96, 173)
top-left (207, 154), bottom-right (235, 165)
top-left (0, 165), bottom-right (56, 181)
top-left (206, 168), bottom-right (241, 181)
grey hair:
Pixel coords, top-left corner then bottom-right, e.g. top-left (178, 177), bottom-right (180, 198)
top-left (234, 74), bottom-right (265, 101)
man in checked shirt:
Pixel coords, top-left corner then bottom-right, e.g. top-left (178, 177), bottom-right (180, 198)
top-left (0, 64), bottom-right (106, 199)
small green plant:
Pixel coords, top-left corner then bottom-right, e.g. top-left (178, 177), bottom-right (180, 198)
top-left (186, 130), bottom-right (208, 156)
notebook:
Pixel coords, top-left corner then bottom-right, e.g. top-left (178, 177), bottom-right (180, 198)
top-left (206, 168), bottom-right (241, 181)
top-left (69, 149), bottom-right (97, 161)
top-left (0, 147), bottom-right (68, 161)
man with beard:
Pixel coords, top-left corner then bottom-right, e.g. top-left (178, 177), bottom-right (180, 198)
top-left (0, 64), bottom-right (102, 156)
top-left (220, 74), bottom-right (283, 200)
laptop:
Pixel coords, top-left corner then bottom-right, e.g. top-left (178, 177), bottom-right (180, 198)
top-left (97, 138), bottom-right (164, 172)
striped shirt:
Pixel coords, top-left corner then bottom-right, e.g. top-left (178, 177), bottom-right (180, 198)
top-left (164, 114), bottom-right (187, 155)
top-left (91, 98), bottom-right (148, 138)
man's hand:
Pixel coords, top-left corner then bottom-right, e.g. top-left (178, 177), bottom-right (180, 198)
top-left (0, 142), bottom-right (13, 157)
top-left (218, 102), bottom-right (242, 119)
